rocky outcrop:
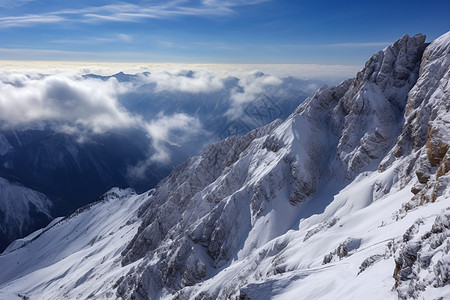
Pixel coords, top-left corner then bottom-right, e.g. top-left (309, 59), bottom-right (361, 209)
top-left (323, 237), bottom-right (362, 264)
top-left (288, 33), bottom-right (427, 200)
top-left (382, 32), bottom-right (450, 211)
top-left (332, 33), bottom-right (426, 179)
top-left (118, 121), bottom-right (283, 298)
top-left (394, 212), bottom-right (450, 299)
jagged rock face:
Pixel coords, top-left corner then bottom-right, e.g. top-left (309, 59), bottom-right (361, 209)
top-left (121, 123), bottom-right (278, 263)
top-left (116, 34), bottom-right (431, 299)
top-left (118, 122), bottom-right (283, 298)
top-left (391, 32), bottom-right (449, 159)
top-left (378, 32), bottom-right (450, 299)
top-left (382, 32), bottom-right (450, 208)
top-left (291, 34), bottom-right (427, 184)
top-left (393, 212), bottom-right (450, 299)
top-left (331, 33), bottom-right (426, 179)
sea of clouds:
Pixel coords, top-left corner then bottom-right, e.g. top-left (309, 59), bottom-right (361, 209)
top-left (0, 64), bottom-right (355, 178)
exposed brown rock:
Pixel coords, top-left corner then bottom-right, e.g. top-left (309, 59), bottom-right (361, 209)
top-left (416, 170), bottom-right (430, 184)
top-left (426, 125), bottom-right (449, 167)
top-left (393, 261), bottom-right (401, 289)
top-left (411, 186), bottom-right (422, 195)
top-left (436, 150), bottom-right (450, 179)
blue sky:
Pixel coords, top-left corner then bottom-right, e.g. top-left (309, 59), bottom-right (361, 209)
top-left (0, 0), bottom-right (448, 64)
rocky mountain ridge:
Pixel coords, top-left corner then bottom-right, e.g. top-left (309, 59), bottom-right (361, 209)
top-left (0, 31), bottom-right (449, 300)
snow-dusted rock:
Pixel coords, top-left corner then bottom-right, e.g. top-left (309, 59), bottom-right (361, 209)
top-left (332, 33), bottom-right (426, 179)
top-left (393, 211), bottom-right (450, 299)
top-left (382, 31), bottom-right (450, 210)
top-left (322, 237), bottom-right (362, 264)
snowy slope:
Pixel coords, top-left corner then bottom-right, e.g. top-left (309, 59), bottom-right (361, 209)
top-left (0, 32), bottom-right (449, 300)
top-left (0, 188), bottom-right (142, 300)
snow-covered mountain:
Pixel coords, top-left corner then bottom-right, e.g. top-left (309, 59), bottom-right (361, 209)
top-left (1, 31), bottom-right (449, 300)
top-left (0, 176), bottom-right (53, 253)
top-left (0, 72), bottom-right (315, 251)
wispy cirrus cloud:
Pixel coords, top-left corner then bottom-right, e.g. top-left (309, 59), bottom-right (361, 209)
top-left (192, 41), bottom-right (236, 50)
top-left (0, 0), bottom-right (34, 9)
top-left (202, 0), bottom-right (270, 7)
top-left (328, 42), bottom-right (391, 48)
top-left (0, 48), bottom-right (165, 62)
top-left (264, 41), bottom-right (392, 51)
top-left (0, 0), bottom-right (270, 28)
top-left (0, 14), bottom-right (65, 27)
top-left (0, 48), bottom-right (92, 55)
top-left (50, 34), bottom-right (133, 45)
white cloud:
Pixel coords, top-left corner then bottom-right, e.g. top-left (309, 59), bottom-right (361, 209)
top-left (0, 72), bottom-right (137, 134)
top-left (226, 71), bottom-right (282, 119)
top-left (328, 42), bottom-right (391, 48)
top-left (144, 113), bottom-right (204, 163)
top-left (117, 33), bottom-right (133, 42)
top-left (202, 0), bottom-right (270, 8)
top-left (0, 14), bottom-right (65, 27)
top-left (140, 69), bottom-right (224, 93)
top-left (50, 34), bottom-right (134, 45)
top-left (0, 70), bottom-right (209, 166)
top-left (0, 61), bottom-right (361, 81)
top-left (0, 0), bottom-right (34, 9)
top-left (128, 112), bottom-right (205, 178)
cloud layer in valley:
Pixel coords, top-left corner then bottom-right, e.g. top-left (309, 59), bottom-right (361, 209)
top-left (0, 72), bottom-right (135, 133)
top-left (128, 112), bottom-right (206, 179)
top-left (141, 69), bottom-right (224, 93)
top-left (226, 71), bottom-right (282, 120)
top-left (0, 66), bottom-right (330, 171)
top-left (0, 70), bottom-right (208, 165)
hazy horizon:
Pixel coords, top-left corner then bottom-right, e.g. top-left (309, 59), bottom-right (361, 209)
top-left (0, 60), bottom-right (363, 81)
